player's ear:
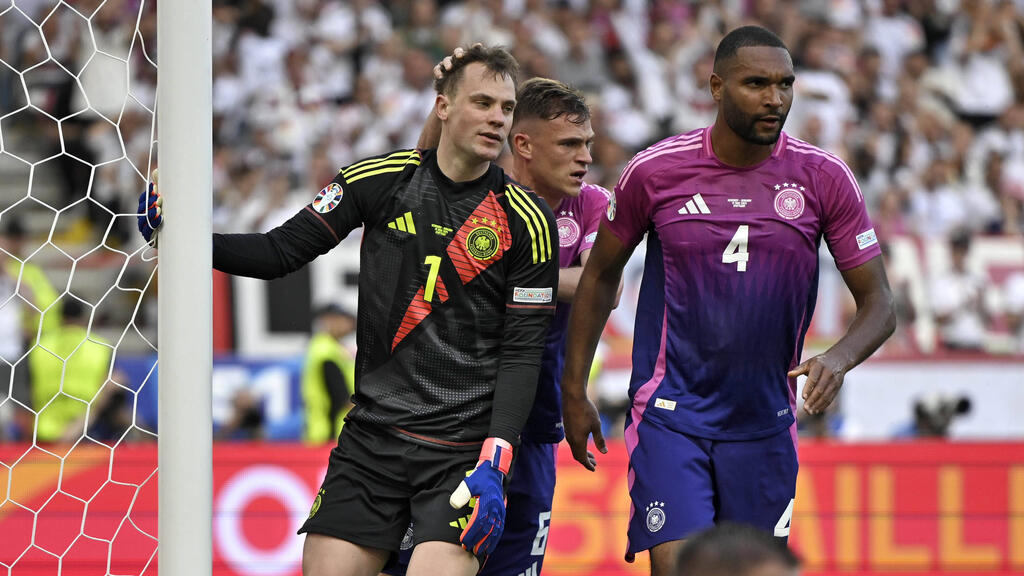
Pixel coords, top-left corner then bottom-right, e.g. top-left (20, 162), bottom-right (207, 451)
top-left (436, 93), bottom-right (450, 121)
top-left (512, 132), bottom-right (531, 159)
top-left (709, 73), bottom-right (724, 102)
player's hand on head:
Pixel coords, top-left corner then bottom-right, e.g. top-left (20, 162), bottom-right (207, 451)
top-left (137, 169), bottom-right (163, 244)
top-left (433, 43), bottom-right (483, 79)
top-left (561, 395), bottom-right (606, 471)
top-left (790, 352), bottom-right (847, 415)
top-left (449, 438), bottom-right (513, 557)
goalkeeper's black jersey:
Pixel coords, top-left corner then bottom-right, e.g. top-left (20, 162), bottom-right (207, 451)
top-left (214, 149), bottom-right (558, 447)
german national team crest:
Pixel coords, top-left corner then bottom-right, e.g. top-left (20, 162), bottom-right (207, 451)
top-left (466, 226), bottom-right (500, 260)
top-left (645, 501), bottom-right (666, 533)
top-left (312, 182), bottom-right (343, 213)
top-left (557, 217), bottom-right (580, 247)
top-left (773, 183), bottom-right (805, 220)
top-left (308, 488), bottom-right (325, 519)
top-left (400, 523), bottom-right (415, 550)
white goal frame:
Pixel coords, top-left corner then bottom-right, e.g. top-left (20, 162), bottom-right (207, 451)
top-left (157, 2), bottom-right (212, 575)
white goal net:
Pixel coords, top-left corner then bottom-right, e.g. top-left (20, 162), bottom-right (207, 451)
top-left (0, 0), bottom-right (166, 573)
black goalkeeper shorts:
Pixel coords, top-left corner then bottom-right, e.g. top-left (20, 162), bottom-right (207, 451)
top-left (298, 420), bottom-right (480, 557)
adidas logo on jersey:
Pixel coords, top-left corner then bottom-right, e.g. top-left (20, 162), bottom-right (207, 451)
top-left (387, 212), bottom-right (417, 234)
top-left (678, 193), bottom-right (710, 215)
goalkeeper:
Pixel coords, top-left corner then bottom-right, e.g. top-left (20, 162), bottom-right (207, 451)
top-left (139, 44), bottom-right (557, 576)
top-left (386, 50), bottom-right (616, 576)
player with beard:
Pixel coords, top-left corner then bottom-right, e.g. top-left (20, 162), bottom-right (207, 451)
top-left (560, 25), bottom-right (896, 575)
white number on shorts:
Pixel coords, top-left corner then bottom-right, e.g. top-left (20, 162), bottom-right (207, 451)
top-left (722, 225), bottom-right (750, 272)
top-left (774, 498), bottom-right (794, 537)
top-left (531, 511), bottom-right (552, 555)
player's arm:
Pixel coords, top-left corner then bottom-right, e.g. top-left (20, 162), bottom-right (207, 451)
top-left (561, 222), bottom-right (633, 470)
top-left (212, 165), bottom-right (378, 279)
top-left (489, 209), bottom-right (560, 444)
top-left (558, 249), bottom-right (624, 306)
top-left (417, 46), bottom-right (474, 150)
top-left (323, 360), bottom-right (350, 409)
top-left (560, 186), bottom-right (624, 304)
top-left (792, 254), bottom-right (896, 415)
top-left (795, 162), bottom-right (898, 414)
top-left (141, 155), bottom-right (395, 279)
top-left (211, 207), bottom-right (341, 279)
top-left (450, 193), bottom-right (558, 557)
top-left (138, 169), bottom-right (347, 279)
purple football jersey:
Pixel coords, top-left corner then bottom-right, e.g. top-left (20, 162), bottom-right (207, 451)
top-left (607, 127), bottom-right (880, 441)
top-left (522, 182), bottom-right (610, 443)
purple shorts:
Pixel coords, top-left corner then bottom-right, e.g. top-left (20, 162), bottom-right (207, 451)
top-left (624, 416), bottom-right (797, 561)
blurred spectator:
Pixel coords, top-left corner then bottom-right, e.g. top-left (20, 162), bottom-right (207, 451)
top-left (872, 187), bottom-right (911, 241)
top-left (963, 150), bottom-right (1014, 233)
top-left (599, 47), bottom-right (658, 148)
top-left (0, 259), bottom-right (25, 441)
top-left (400, 0), bottom-right (446, 61)
top-left (215, 387), bottom-right (266, 440)
top-left (863, 0), bottom-right (926, 86)
top-left (302, 303), bottom-right (356, 444)
top-left (1004, 271), bottom-right (1024, 353)
top-left (909, 158), bottom-right (969, 238)
top-left (0, 220), bottom-right (62, 343)
top-left (901, 392), bottom-right (972, 438)
top-left (554, 17), bottom-right (608, 94)
top-left (947, 0), bottom-right (1017, 126)
top-left (929, 230), bottom-right (992, 351)
top-left (788, 26), bottom-right (854, 152)
top-left (670, 47), bottom-right (716, 133)
top-left (28, 299), bottom-right (115, 444)
top-left (879, 242), bottom-right (919, 354)
top-left (673, 522), bottom-right (801, 576)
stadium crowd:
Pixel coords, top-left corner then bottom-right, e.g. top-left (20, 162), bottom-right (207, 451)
top-left (2, 0), bottom-right (1024, 442)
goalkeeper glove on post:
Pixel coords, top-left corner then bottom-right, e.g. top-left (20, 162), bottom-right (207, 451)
top-left (137, 172), bottom-right (162, 244)
top-left (449, 437), bottom-right (513, 557)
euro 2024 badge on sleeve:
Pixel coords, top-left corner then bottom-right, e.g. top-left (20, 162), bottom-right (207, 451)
top-left (313, 182), bottom-right (343, 213)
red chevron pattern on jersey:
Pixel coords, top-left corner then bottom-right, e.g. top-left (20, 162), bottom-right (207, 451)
top-left (448, 191), bottom-right (512, 285)
top-left (392, 275), bottom-right (449, 351)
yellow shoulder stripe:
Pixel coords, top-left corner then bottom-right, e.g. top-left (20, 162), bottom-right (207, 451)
top-left (346, 160), bottom-right (421, 184)
top-left (342, 150), bottom-right (420, 182)
top-left (505, 184), bottom-right (552, 263)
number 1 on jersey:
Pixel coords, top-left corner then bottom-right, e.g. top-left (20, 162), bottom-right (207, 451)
top-left (424, 255), bottom-right (441, 301)
top-left (722, 225), bottom-right (749, 272)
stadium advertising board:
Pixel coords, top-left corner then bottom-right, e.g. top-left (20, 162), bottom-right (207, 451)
top-left (1, 442), bottom-right (1022, 575)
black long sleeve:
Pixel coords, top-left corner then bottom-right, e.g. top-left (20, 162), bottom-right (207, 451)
top-left (488, 308), bottom-right (554, 445)
top-left (323, 360), bottom-right (350, 435)
top-left (212, 208), bottom-right (339, 279)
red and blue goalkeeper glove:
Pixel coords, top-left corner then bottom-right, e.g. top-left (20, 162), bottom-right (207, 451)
top-left (137, 172), bottom-right (162, 244)
top-left (449, 437), bottom-right (513, 557)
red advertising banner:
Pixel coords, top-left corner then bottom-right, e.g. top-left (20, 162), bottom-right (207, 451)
top-left (1, 441), bottom-right (1022, 575)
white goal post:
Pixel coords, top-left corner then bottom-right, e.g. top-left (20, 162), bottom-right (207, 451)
top-left (156, 2), bottom-right (212, 575)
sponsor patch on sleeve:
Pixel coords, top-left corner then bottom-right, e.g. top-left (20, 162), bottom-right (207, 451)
top-left (585, 232), bottom-right (598, 243)
top-left (856, 228), bottom-right (878, 250)
top-left (654, 398), bottom-right (676, 411)
top-left (513, 287), bottom-right (553, 304)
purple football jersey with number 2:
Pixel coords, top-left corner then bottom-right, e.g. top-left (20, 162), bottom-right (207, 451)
top-left (606, 127), bottom-right (880, 442)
